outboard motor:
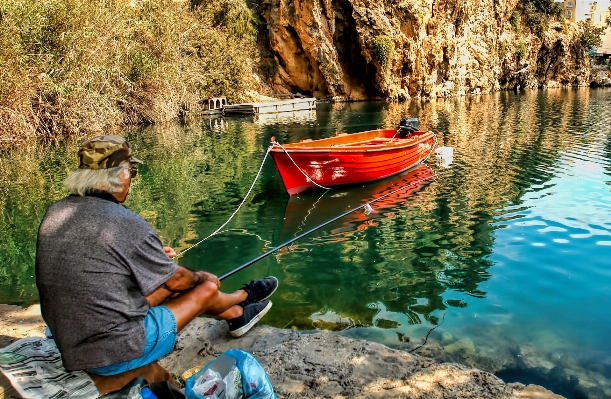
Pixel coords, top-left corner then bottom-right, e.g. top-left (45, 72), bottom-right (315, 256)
top-left (397, 118), bottom-right (419, 138)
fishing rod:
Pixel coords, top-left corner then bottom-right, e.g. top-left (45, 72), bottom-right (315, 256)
top-left (219, 174), bottom-right (434, 281)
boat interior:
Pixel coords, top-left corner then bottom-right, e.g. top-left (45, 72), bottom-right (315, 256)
top-left (276, 129), bottom-right (432, 149)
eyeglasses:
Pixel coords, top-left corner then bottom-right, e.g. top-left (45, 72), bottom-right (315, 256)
top-left (129, 167), bottom-right (138, 179)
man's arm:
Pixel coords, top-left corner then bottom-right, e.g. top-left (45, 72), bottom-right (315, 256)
top-left (160, 246), bottom-right (220, 291)
top-left (146, 246), bottom-right (221, 306)
top-left (163, 267), bottom-right (201, 291)
top-left (147, 267), bottom-right (220, 306)
top-left (163, 267), bottom-right (221, 292)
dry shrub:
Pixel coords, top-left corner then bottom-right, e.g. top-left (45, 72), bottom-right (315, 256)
top-left (0, 0), bottom-right (258, 148)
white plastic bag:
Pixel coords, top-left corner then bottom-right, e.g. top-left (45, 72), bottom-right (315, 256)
top-left (186, 349), bottom-right (274, 399)
top-left (223, 368), bottom-right (242, 399)
top-left (192, 369), bottom-right (226, 398)
top-left (126, 386), bottom-right (143, 399)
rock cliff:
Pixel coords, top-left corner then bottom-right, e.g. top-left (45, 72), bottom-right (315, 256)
top-left (258, 0), bottom-right (591, 99)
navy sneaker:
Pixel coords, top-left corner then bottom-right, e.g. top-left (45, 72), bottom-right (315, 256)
top-left (240, 276), bottom-right (278, 307)
top-left (227, 300), bottom-right (272, 337)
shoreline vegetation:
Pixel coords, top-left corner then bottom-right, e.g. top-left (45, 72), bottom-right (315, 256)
top-left (2, 0), bottom-right (610, 151)
top-left (0, 0), bottom-right (259, 149)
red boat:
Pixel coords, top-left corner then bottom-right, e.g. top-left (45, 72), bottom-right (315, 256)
top-left (270, 122), bottom-right (436, 195)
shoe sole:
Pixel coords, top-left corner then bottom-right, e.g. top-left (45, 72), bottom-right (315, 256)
top-left (230, 301), bottom-right (273, 338)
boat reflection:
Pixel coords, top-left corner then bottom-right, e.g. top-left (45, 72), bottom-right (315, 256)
top-left (278, 164), bottom-right (435, 248)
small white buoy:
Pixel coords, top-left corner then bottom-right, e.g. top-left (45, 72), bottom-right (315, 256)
top-left (435, 146), bottom-right (454, 168)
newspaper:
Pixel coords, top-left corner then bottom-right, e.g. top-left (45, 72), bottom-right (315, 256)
top-left (0, 337), bottom-right (99, 398)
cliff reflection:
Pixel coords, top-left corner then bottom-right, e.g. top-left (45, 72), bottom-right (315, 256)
top-left (1, 90), bottom-right (607, 336)
top-left (266, 91), bottom-right (604, 332)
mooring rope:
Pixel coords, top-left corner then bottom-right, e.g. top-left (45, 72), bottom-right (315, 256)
top-left (174, 144), bottom-right (274, 259)
top-left (421, 134), bottom-right (438, 165)
top-left (175, 132), bottom-right (437, 260)
top-left (270, 140), bottom-right (332, 190)
top-left (219, 170), bottom-right (437, 280)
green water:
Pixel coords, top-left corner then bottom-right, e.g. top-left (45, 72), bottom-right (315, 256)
top-left (1, 89), bottom-right (611, 398)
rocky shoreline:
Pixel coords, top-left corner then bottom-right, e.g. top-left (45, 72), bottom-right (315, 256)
top-left (0, 304), bottom-right (564, 398)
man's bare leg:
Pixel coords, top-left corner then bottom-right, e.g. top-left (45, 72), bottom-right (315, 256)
top-left (160, 281), bottom-right (247, 332)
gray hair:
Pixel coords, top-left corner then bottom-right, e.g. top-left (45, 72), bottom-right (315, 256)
top-left (64, 164), bottom-right (129, 196)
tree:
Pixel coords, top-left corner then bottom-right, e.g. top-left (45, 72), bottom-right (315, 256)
top-left (520, 0), bottom-right (563, 18)
top-left (578, 20), bottom-right (606, 52)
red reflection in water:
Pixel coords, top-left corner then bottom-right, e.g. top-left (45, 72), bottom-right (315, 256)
top-left (278, 164), bottom-right (434, 253)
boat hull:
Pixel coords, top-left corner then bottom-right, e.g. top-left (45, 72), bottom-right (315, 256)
top-left (270, 129), bottom-right (435, 195)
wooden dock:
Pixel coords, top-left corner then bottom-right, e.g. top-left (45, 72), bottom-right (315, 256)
top-left (253, 109), bottom-right (316, 125)
top-left (223, 97), bottom-right (316, 115)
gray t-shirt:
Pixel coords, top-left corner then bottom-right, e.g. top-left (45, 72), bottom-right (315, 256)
top-left (35, 193), bottom-right (179, 371)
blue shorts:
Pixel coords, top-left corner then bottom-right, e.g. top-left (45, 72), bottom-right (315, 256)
top-left (86, 306), bottom-right (177, 376)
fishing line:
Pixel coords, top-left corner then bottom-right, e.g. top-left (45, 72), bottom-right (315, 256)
top-left (219, 172), bottom-right (436, 280)
top-left (410, 311), bottom-right (446, 353)
top-left (174, 144), bottom-right (274, 259)
top-left (175, 132), bottom-right (437, 275)
top-left (174, 139), bottom-right (328, 259)
top-left (292, 189), bottom-right (330, 241)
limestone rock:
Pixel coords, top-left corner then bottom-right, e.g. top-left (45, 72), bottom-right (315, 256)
top-left (258, 0), bottom-right (591, 99)
top-left (590, 67), bottom-right (611, 87)
top-left (444, 337), bottom-right (476, 357)
top-left (516, 384), bottom-right (566, 399)
top-left (159, 318), bottom-right (567, 399)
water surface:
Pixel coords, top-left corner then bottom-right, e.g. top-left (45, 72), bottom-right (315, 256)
top-left (1, 89), bottom-right (610, 398)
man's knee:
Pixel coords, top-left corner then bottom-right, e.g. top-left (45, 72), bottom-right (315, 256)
top-left (192, 280), bottom-right (220, 309)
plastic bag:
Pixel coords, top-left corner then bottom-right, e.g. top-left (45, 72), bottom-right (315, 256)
top-left (99, 377), bottom-right (186, 399)
top-left (125, 386), bottom-right (159, 399)
top-left (185, 349), bottom-right (275, 399)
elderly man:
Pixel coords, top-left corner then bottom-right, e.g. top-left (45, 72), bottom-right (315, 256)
top-left (35, 135), bottom-right (278, 376)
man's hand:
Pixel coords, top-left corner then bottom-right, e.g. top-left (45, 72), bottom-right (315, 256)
top-left (163, 246), bottom-right (177, 259)
top-left (197, 271), bottom-right (220, 288)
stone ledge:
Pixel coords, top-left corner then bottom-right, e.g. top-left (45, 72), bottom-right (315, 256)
top-left (0, 305), bottom-right (565, 398)
top-left (160, 317), bottom-right (565, 399)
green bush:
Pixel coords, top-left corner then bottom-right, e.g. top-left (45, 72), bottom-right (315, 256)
top-left (128, 50), bottom-right (156, 83)
top-left (520, 0), bottom-right (562, 18)
top-left (511, 11), bottom-right (521, 33)
top-left (260, 57), bottom-right (278, 78)
top-left (0, 0), bottom-right (258, 147)
top-left (517, 40), bottom-right (527, 61)
top-left (535, 24), bottom-right (546, 39)
top-left (524, 3), bottom-right (541, 28)
top-left (497, 41), bottom-right (507, 57)
top-left (525, 7), bottom-right (547, 40)
top-left (517, 0), bottom-right (561, 40)
top-left (212, 0), bottom-right (257, 39)
top-left (373, 35), bottom-right (395, 66)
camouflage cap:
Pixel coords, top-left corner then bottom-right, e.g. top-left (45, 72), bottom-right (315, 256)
top-left (78, 135), bottom-right (143, 169)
